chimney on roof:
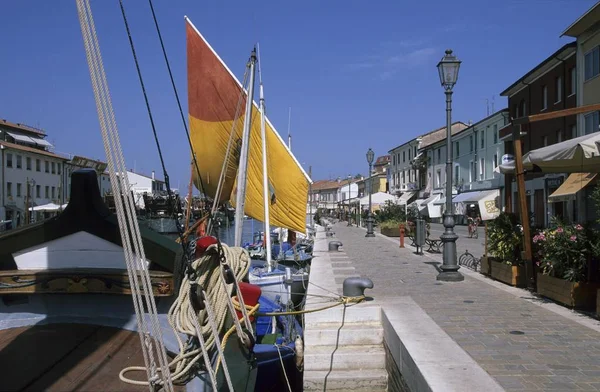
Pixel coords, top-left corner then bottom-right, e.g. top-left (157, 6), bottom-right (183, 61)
top-left (151, 171), bottom-right (155, 180)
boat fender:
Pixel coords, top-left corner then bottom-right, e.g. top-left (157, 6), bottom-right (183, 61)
top-left (295, 335), bottom-right (304, 371)
top-left (195, 236), bottom-right (218, 258)
top-left (189, 282), bottom-right (206, 312)
top-left (237, 282), bottom-right (261, 322)
top-left (328, 241), bottom-right (343, 251)
top-left (342, 277), bottom-right (374, 297)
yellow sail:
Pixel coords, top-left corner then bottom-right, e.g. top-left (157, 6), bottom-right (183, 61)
top-left (186, 18), bottom-right (311, 234)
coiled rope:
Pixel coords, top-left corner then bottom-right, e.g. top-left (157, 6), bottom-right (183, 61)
top-left (120, 244), bottom-right (252, 389)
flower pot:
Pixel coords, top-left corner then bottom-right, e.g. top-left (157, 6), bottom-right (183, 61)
top-left (380, 227), bottom-right (400, 237)
top-left (480, 256), bottom-right (491, 276)
top-left (490, 260), bottom-right (526, 287)
top-left (537, 273), bottom-right (600, 310)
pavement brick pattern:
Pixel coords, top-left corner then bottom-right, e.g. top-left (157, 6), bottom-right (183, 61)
top-left (330, 222), bottom-right (600, 391)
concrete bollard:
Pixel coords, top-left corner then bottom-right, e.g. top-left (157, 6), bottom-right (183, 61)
top-left (328, 241), bottom-right (343, 251)
top-left (343, 277), bottom-right (374, 297)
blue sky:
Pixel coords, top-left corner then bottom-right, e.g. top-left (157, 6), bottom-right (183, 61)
top-left (0, 0), bottom-right (596, 192)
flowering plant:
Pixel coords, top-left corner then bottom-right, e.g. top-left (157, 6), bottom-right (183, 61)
top-left (534, 219), bottom-right (588, 282)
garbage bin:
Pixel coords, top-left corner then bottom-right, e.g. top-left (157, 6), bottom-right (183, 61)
top-left (415, 219), bottom-right (426, 253)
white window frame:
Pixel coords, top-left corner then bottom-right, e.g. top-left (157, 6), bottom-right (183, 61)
top-left (555, 76), bottom-right (561, 104)
top-left (584, 46), bottom-right (600, 82)
top-left (479, 158), bottom-right (484, 180)
top-left (542, 85), bottom-right (548, 110)
top-left (436, 169), bottom-right (441, 188)
top-left (569, 67), bottom-right (576, 97)
top-left (493, 124), bottom-right (498, 144)
top-left (454, 165), bottom-right (459, 184)
top-left (584, 111), bottom-right (600, 135)
top-left (469, 160), bottom-right (475, 182)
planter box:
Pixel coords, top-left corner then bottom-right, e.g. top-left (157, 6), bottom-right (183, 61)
top-left (480, 256), bottom-right (491, 276)
top-left (490, 260), bottom-right (526, 287)
top-left (380, 227), bottom-right (400, 237)
top-left (537, 273), bottom-right (600, 310)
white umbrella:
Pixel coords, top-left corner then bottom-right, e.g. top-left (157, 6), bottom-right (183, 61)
top-left (359, 192), bottom-right (397, 206)
top-left (499, 132), bottom-right (600, 174)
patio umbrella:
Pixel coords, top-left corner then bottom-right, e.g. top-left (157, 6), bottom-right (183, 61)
top-left (498, 132), bottom-right (600, 174)
top-left (359, 192), bottom-right (397, 206)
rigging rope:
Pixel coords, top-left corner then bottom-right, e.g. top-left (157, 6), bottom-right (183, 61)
top-left (146, 0), bottom-right (207, 202)
top-left (118, 0), bottom-right (188, 252)
top-left (120, 243), bottom-right (252, 389)
top-left (75, 1), bottom-right (173, 390)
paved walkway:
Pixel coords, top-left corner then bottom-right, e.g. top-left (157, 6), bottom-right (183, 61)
top-left (428, 222), bottom-right (485, 259)
top-left (330, 222), bottom-right (600, 391)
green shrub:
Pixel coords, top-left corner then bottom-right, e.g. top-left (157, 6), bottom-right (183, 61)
top-left (374, 200), bottom-right (406, 223)
top-left (487, 212), bottom-right (522, 265)
top-left (379, 220), bottom-right (406, 230)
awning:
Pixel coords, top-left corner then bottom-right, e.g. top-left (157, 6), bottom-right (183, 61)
top-left (548, 173), bottom-right (597, 203)
top-left (31, 138), bottom-right (54, 148)
top-left (397, 191), bottom-right (415, 205)
top-left (423, 194), bottom-right (442, 218)
top-left (452, 191), bottom-right (484, 203)
top-left (6, 131), bottom-right (36, 145)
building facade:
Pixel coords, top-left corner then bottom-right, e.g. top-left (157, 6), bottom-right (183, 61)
top-left (0, 120), bottom-right (67, 227)
top-left (127, 170), bottom-right (167, 209)
top-left (454, 110), bottom-right (509, 194)
top-left (562, 1), bottom-right (600, 137)
top-left (388, 139), bottom-right (421, 196)
top-left (310, 180), bottom-right (341, 212)
top-left (500, 42), bottom-right (578, 228)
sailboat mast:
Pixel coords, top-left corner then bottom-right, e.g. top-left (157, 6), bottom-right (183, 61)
top-left (234, 48), bottom-right (258, 246)
top-left (257, 44), bottom-right (273, 269)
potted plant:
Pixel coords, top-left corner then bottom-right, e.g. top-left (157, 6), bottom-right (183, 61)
top-left (379, 220), bottom-right (405, 237)
top-left (375, 200), bottom-right (407, 237)
top-left (536, 220), bottom-right (600, 309)
top-left (485, 212), bottom-right (526, 285)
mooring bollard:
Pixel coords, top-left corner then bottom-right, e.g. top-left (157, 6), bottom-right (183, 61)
top-left (328, 241), bottom-right (342, 252)
top-left (343, 277), bottom-right (374, 297)
top-left (399, 223), bottom-right (405, 248)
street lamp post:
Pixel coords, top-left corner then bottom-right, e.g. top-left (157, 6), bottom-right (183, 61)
top-left (365, 148), bottom-right (375, 237)
top-left (436, 49), bottom-right (464, 282)
top-left (347, 175), bottom-right (352, 226)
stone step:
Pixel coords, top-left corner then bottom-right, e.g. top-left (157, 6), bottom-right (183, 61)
top-left (304, 322), bottom-right (383, 346)
top-left (304, 344), bottom-right (385, 371)
top-left (304, 369), bottom-right (388, 391)
top-left (304, 304), bottom-right (381, 325)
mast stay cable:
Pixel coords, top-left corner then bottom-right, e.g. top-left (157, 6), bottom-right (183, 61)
top-left (75, 0), bottom-right (173, 390)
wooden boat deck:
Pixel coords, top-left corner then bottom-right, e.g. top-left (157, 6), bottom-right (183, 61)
top-left (0, 323), bottom-right (185, 392)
